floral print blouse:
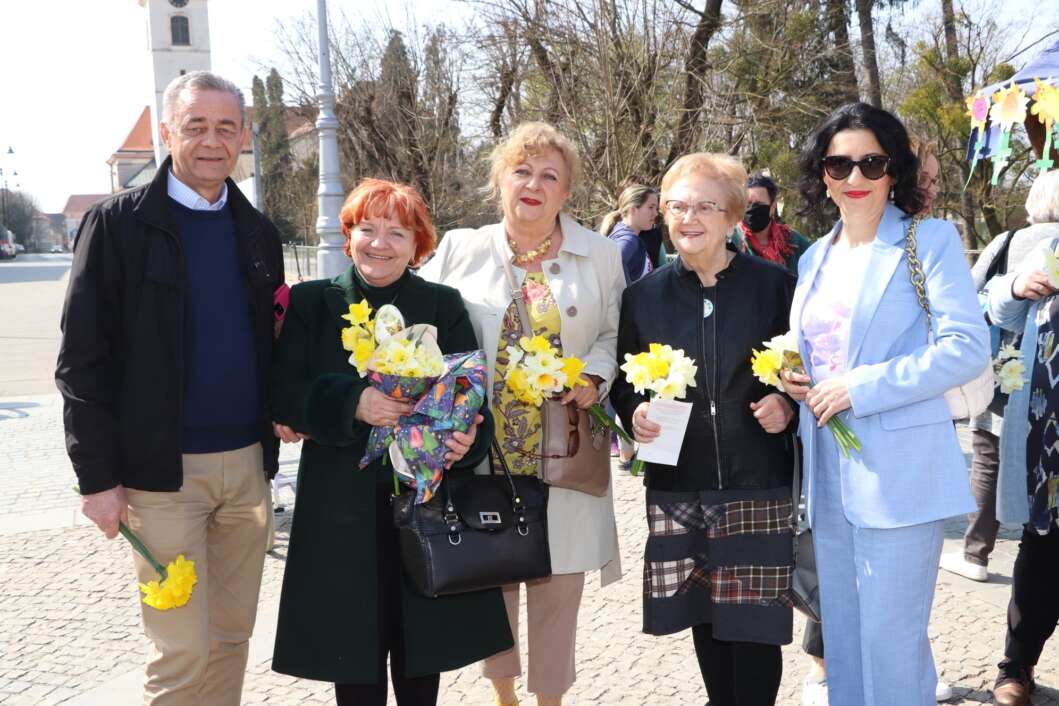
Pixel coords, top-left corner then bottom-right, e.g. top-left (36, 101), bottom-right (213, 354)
top-left (493, 271), bottom-right (563, 476)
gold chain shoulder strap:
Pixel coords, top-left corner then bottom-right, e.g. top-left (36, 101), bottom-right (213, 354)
top-left (902, 216), bottom-right (932, 333)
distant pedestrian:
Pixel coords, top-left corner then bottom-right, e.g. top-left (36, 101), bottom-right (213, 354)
top-left (731, 173), bottom-right (810, 272)
top-left (56, 71), bottom-right (285, 706)
top-left (599, 183), bottom-right (660, 285)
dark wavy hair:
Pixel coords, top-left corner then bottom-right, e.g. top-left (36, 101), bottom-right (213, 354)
top-left (747, 173), bottom-right (778, 203)
top-left (797, 102), bottom-right (923, 218)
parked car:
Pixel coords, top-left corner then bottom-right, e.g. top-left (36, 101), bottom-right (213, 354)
top-left (15, 244), bottom-right (25, 253)
top-left (49, 245), bottom-right (64, 253)
top-left (0, 235), bottom-right (15, 260)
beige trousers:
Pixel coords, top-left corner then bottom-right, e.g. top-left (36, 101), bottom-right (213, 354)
top-left (126, 443), bottom-right (269, 706)
top-left (481, 573), bottom-right (586, 697)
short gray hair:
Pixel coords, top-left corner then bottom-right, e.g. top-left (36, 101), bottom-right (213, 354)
top-left (1026, 170), bottom-right (1059, 225)
top-left (162, 70), bottom-right (247, 128)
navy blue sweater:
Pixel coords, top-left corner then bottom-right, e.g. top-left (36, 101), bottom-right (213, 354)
top-left (170, 199), bottom-right (261, 453)
top-left (608, 222), bottom-right (652, 285)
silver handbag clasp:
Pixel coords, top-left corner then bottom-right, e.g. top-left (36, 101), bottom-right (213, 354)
top-left (479, 511), bottom-right (502, 525)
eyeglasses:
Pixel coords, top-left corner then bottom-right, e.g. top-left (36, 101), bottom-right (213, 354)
top-left (665, 200), bottom-right (726, 218)
top-left (821, 155), bottom-right (891, 180)
top-left (917, 173), bottom-right (940, 189)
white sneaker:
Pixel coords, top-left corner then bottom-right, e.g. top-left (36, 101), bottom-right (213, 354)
top-left (802, 676), bottom-right (828, 706)
top-left (939, 552), bottom-right (988, 582)
top-left (936, 679), bottom-right (953, 701)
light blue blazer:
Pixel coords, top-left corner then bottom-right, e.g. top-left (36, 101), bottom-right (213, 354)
top-left (791, 204), bottom-right (988, 529)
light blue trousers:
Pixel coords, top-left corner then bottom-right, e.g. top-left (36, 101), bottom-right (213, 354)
top-left (812, 427), bottom-right (945, 706)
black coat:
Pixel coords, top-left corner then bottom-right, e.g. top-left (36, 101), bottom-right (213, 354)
top-left (55, 157), bottom-right (283, 494)
top-left (270, 266), bottom-right (512, 683)
top-left (611, 249), bottom-right (797, 492)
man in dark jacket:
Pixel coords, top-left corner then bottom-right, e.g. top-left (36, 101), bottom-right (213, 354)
top-left (56, 71), bottom-right (284, 706)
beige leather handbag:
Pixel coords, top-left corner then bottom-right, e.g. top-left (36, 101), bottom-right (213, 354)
top-left (501, 256), bottom-right (611, 496)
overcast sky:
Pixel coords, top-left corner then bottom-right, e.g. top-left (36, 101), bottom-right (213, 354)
top-left (0, 0), bottom-right (1053, 212)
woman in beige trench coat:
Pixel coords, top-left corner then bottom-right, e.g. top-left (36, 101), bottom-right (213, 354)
top-left (418, 122), bottom-right (623, 706)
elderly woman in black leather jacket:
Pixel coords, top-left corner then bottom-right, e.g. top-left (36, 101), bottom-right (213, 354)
top-left (611, 152), bottom-right (797, 706)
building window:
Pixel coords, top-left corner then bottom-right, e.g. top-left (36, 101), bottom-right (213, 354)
top-left (171, 16), bottom-right (190, 46)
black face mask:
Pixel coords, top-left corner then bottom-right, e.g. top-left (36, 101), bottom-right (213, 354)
top-left (743, 202), bottom-right (772, 232)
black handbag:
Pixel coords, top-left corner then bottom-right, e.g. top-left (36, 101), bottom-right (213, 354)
top-left (789, 436), bottom-right (821, 623)
top-left (394, 440), bottom-right (552, 597)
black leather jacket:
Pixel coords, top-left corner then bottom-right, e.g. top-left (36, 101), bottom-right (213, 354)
top-left (56, 158), bottom-right (284, 494)
top-left (611, 247), bottom-right (797, 492)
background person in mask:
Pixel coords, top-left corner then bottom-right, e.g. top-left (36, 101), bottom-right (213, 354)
top-left (731, 173), bottom-right (811, 272)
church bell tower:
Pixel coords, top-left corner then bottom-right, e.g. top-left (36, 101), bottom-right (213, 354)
top-left (140, 0), bottom-right (212, 165)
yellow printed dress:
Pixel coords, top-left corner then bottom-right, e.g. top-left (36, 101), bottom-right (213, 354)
top-left (493, 271), bottom-right (563, 476)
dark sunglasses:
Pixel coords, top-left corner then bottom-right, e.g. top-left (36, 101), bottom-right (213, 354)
top-left (822, 155), bottom-right (891, 180)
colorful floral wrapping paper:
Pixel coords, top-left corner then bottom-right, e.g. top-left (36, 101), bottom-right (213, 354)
top-left (359, 349), bottom-right (489, 504)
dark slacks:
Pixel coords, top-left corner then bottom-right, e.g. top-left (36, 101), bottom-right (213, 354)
top-left (1003, 527), bottom-right (1059, 668)
top-left (965, 429), bottom-right (1001, 566)
top-left (334, 485), bottom-right (440, 706)
top-left (693, 623), bottom-right (782, 706)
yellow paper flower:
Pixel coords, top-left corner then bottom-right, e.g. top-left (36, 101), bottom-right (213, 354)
top-left (967, 92), bottom-right (991, 133)
top-left (990, 81), bottom-right (1030, 129)
top-left (1031, 79), bottom-right (1059, 130)
top-left (139, 554), bottom-right (197, 611)
top-left (751, 348), bottom-right (784, 390)
top-left (342, 301), bottom-right (373, 326)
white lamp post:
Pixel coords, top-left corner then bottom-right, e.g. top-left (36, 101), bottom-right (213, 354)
top-left (314, 0), bottom-right (346, 278)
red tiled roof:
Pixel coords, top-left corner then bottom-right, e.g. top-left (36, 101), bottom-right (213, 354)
top-left (62, 194), bottom-right (110, 219)
top-left (118, 106), bottom-right (154, 153)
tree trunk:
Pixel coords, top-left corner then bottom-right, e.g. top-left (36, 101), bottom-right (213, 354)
top-left (940, 0), bottom-right (979, 247)
top-left (940, 0), bottom-right (963, 100)
top-left (854, 0), bottom-right (882, 107)
top-left (826, 0), bottom-right (860, 105)
top-left (666, 0), bottom-right (724, 166)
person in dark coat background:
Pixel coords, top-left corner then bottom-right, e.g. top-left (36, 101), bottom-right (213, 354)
top-left (269, 178), bottom-right (512, 706)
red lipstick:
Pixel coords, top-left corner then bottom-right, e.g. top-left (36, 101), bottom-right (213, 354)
top-left (845, 190), bottom-right (871, 199)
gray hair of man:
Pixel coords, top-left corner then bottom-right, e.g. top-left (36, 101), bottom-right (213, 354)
top-left (161, 71), bottom-right (247, 129)
top-left (1026, 169), bottom-right (1059, 225)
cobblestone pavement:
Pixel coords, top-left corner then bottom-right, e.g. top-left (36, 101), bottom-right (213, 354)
top-left (2, 392), bottom-right (1059, 705)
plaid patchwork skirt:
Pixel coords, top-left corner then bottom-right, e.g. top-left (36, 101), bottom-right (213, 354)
top-left (642, 486), bottom-right (794, 644)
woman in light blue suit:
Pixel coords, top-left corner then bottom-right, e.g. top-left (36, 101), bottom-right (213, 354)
top-left (783, 103), bottom-right (989, 706)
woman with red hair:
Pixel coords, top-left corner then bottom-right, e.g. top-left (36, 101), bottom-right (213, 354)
top-left (269, 178), bottom-right (513, 705)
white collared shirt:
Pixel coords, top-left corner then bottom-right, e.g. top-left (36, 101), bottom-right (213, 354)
top-left (167, 170), bottom-right (228, 211)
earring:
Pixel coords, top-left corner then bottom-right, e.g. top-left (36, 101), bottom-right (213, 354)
top-left (889, 187), bottom-right (895, 200)
top-left (826, 190), bottom-right (832, 199)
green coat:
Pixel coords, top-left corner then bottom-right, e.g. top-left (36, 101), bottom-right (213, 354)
top-left (270, 266), bottom-right (513, 684)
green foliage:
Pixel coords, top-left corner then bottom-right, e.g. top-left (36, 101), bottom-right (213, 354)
top-left (986, 62), bottom-right (1017, 84)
